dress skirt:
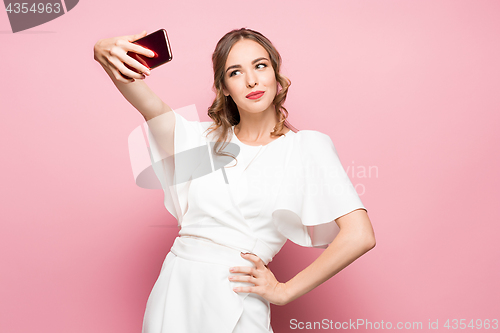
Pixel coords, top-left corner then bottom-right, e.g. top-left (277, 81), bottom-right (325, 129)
top-left (142, 236), bottom-right (274, 333)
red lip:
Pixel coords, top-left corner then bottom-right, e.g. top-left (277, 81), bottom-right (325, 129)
top-left (246, 91), bottom-right (265, 99)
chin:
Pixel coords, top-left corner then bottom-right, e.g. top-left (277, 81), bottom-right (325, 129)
top-left (237, 98), bottom-right (275, 114)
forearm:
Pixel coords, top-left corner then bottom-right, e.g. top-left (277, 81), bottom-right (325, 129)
top-left (284, 228), bottom-right (375, 304)
top-left (102, 64), bottom-right (171, 121)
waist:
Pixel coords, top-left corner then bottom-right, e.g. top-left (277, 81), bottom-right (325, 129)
top-left (170, 236), bottom-right (256, 267)
top-left (176, 229), bottom-right (276, 265)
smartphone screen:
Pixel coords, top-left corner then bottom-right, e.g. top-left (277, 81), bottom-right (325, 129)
top-left (124, 29), bottom-right (173, 75)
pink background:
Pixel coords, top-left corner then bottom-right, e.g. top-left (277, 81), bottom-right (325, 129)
top-left (1, 1), bottom-right (499, 332)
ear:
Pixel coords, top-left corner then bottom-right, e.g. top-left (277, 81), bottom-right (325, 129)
top-left (222, 86), bottom-right (230, 97)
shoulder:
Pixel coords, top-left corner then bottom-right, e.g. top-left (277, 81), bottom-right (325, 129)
top-left (292, 130), bottom-right (336, 151)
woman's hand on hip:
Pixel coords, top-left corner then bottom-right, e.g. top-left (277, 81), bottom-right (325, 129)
top-left (93, 30), bottom-right (155, 83)
top-left (229, 253), bottom-right (290, 306)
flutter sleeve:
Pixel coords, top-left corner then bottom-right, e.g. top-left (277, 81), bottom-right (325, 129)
top-left (271, 131), bottom-right (367, 249)
top-left (130, 104), bottom-right (209, 226)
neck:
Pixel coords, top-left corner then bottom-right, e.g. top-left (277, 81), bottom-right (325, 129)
top-left (234, 107), bottom-right (283, 141)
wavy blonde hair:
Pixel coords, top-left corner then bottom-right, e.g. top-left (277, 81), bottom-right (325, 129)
top-left (205, 28), bottom-right (297, 165)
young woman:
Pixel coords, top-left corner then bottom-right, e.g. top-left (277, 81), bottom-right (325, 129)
top-left (94, 27), bottom-right (376, 333)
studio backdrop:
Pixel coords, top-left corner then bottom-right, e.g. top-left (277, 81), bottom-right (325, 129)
top-left (1, 0), bottom-right (499, 332)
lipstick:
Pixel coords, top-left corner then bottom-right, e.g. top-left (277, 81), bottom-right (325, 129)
top-left (246, 91), bottom-right (265, 99)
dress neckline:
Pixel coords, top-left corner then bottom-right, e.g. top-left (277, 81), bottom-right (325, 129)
top-left (231, 126), bottom-right (292, 148)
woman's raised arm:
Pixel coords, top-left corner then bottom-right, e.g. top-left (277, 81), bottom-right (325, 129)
top-left (93, 31), bottom-right (172, 121)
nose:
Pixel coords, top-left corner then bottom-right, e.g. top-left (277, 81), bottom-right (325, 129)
top-left (246, 71), bottom-right (258, 88)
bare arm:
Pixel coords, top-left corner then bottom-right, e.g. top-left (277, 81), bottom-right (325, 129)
top-left (93, 31), bottom-right (173, 121)
top-left (283, 209), bottom-right (376, 304)
top-left (228, 208), bottom-right (376, 306)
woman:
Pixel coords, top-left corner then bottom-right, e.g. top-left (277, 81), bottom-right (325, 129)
top-left (94, 27), bottom-right (376, 333)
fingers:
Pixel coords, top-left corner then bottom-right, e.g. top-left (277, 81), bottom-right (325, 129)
top-left (112, 67), bottom-right (135, 84)
top-left (127, 31), bottom-right (155, 58)
top-left (231, 266), bottom-right (255, 275)
top-left (128, 30), bottom-right (147, 42)
top-left (101, 58), bottom-right (133, 83)
top-left (229, 272), bottom-right (256, 293)
top-left (95, 31), bottom-right (154, 80)
top-left (107, 42), bottom-right (150, 77)
top-left (121, 54), bottom-right (151, 76)
top-left (112, 41), bottom-right (153, 74)
top-left (107, 60), bottom-right (145, 83)
top-left (108, 57), bottom-right (145, 81)
top-left (133, 45), bottom-right (156, 58)
top-left (233, 285), bottom-right (255, 293)
top-left (240, 252), bottom-right (265, 268)
top-left (229, 274), bottom-right (256, 284)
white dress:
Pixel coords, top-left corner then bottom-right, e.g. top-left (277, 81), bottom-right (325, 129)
top-left (139, 105), bottom-right (367, 333)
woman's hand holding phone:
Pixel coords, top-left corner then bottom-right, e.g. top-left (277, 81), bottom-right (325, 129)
top-left (93, 31), bottom-right (155, 83)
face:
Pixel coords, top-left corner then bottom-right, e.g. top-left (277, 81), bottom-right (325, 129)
top-left (222, 39), bottom-right (277, 116)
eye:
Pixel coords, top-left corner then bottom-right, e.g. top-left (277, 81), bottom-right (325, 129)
top-left (256, 63), bottom-right (267, 69)
top-left (229, 70), bottom-right (240, 77)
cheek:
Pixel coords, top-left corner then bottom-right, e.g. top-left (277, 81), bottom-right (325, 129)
top-left (227, 79), bottom-right (243, 92)
top-left (263, 74), bottom-right (277, 89)
top-left (266, 78), bottom-right (278, 95)
top-left (224, 81), bottom-right (237, 96)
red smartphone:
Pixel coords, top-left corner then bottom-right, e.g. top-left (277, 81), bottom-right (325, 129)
top-left (124, 29), bottom-right (173, 77)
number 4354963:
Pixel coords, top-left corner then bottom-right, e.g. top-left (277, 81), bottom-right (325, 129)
top-left (444, 319), bottom-right (498, 330)
top-left (6, 2), bottom-right (62, 14)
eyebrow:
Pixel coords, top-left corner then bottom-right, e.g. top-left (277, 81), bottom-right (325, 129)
top-left (225, 57), bottom-right (269, 74)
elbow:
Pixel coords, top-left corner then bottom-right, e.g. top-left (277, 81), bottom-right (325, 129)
top-left (366, 236), bottom-right (376, 251)
top-left (355, 229), bottom-right (375, 252)
top-left (363, 234), bottom-right (376, 252)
